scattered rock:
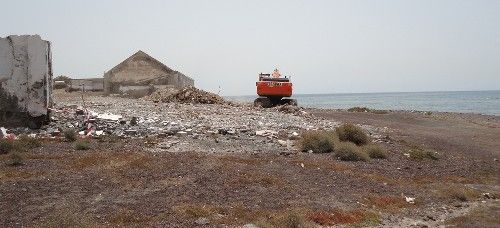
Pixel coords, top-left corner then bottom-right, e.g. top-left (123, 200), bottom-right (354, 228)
top-left (195, 217), bottom-right (210, 225)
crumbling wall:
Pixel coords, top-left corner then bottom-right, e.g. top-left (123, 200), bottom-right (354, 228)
top-left (68, 78), bottom-right (104, 92)
top-left (0, 35), bottom-right (52, 128)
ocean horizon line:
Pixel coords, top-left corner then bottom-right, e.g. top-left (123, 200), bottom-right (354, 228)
top-left (225, 89), bottom-right (500, 98)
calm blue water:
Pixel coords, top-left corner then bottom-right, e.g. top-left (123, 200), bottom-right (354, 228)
top-left (226, 90), bottom-right (500, 116)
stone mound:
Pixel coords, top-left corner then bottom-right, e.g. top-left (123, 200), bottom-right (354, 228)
top-left (146, 86), bottom-right (228, 104)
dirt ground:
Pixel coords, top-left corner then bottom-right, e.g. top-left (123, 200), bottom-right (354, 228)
top-left (1, 95), bottom-right (499, 227)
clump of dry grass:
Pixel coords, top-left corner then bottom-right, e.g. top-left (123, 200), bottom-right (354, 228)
top-left (63, 129), bottom-right (77, 142)
top-left (16, 134), bottom-right (42, 150)
top-left (365, 195), bottom-right (408, 210)
top-left (308, 209), bottom-right (380, 226)
top-left (110, 209), bottom-right (151, 225)
top-left (0, 139), bottom-right (14, 154)
top-left (74, 140), bottom-right (91, 150)
top-left (409, 148), bottom-right (439, 160)
top-left (173, 204), bottom-right (225, 219)
top-left (439, 185), bottom-right (481, 202)
top-left (335, 142), bottom-right (369, 161)
top-left (299, 130), bottom-right (337, 153)
top-left (336, 123), bottom-right (370, 146)
top-left (8, 151), bottom-right (24, 166)
top-left (364, 144), bottom-right (388, 159)
top-left (255, 211), bottom-right (316, 228)
top-left (38, 211), bottom-right (95, 228)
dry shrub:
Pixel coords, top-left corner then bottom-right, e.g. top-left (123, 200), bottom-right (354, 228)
top-left (16, 134), bottom-right (42, 150)
top-left (299, 130), bottom-right (336, 153)
top-left (409, 148), bottom-right (439, 160)
top-left (8, 151), bottom-right (24, 166)
top-left (365, 195), bottom-right (408, 210)
top-left (335, 142), bottom-right (369, 161)
top-left (336, 123), bottom-right (369, 146)
top-left (364, 144), bottom-right (388, 159)
top-left (63, 129), bottom-right (77, 142)
top-left (439, 185), bottom-right (481, 202)
top-left (255, 211), bottom-right (316, 228)
top-left (308, 209), bottom-right (380, 226)
top-left (173, 204), bottom-right (224, 219)
top-left (0, 140), bottom-right (14, 154)
top-left (38, 211), bottom-right (95, 228)
top-left (74, 140), bottom-right (91, 150)
top-left (110, 209), bottom-right (150, 225)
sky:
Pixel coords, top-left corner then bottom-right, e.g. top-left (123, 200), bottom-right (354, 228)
top-left (1, 0), bottom-right (499, 96)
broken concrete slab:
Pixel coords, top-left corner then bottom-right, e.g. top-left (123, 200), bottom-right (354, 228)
top-left (0, 35), bottom-right (52, 128)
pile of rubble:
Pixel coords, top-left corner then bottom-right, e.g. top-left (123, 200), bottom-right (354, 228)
top-left (1, 93), bottom-right (390, 154)
top-left (146, 86), bottom-right (229, 105)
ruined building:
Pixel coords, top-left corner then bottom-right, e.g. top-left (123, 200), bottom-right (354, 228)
top-left (0, 35), bottom-right (52, 128)
top-left (67, 78), bottom-right (104, 92)
top-left (104, 51), bottom-right (194, 97)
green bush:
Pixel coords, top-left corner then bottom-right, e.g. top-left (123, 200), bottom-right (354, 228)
top-left (74, 140), bottom-right (90, 150)
top-left (63, 129), bottom-right (77, 142)
top-left (335, 142), bottom-right (369, 161)
top-left (0, 140), bottom-right (14, 154)
top-left (336, 123), bottom-right (370, 146)
top-left (364, 144), bottom-right (388, 159)
top-left (409, 148), bottom-right (439, 160)
top-left (299, 130), bottom-right (337, 153)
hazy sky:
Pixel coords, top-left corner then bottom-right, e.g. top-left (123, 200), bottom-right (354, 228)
top-left (1, 0), bottom-right (499, 95)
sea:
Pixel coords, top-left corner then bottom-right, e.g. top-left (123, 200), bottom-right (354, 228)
top-left (226, 90), bottom-right (500, 116)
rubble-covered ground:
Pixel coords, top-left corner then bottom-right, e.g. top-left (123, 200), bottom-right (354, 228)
top-left (1, 90), bottom-right (499, 227)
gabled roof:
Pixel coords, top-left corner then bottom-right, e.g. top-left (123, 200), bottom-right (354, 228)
top-left (107, 50), bottom-right (177, 75)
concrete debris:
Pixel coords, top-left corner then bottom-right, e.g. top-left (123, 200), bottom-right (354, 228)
top-left (255, 130), bottom-right (278, 138)
top-left (194, 217), bottom-right (210, 225)
top-left (289, 131), bottom-right (300, 140)
top-left (242, 224), bottom-right (259, 228)
top-left (0, 127), bottom-right (6, 138)
top-left (145, 86), bottom-right (229, 105)
top-left (0, 35), bottom-right (53, 128)
top-left (3, 93), bottom-right (382, 154)
top-left (482, 192), bottom-right (495, 199)
top-left (405, 196), bottom-right (416, 204)
top-left (277, 139), bottom-right (288, 147)
top-left (276, 105), bottom-right (306, 115)
top-left (96, 113), bottom-right (122, 121)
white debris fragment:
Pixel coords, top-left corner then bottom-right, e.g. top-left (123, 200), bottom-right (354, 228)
top-left (0, 127), bottom-right (6, 138)
top-left (405, 196), bottom-right (415, 204)
top-left (277, 140), bottom-right (288, 147)
top-left (96, 113), bottom-right (122, 121)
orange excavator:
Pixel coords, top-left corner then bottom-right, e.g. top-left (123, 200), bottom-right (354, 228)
top-left (254, 69), bottom-right (297, 108)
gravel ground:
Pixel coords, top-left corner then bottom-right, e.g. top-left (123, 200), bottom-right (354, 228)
top-left (0, 91), bottom-right (498, 227)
